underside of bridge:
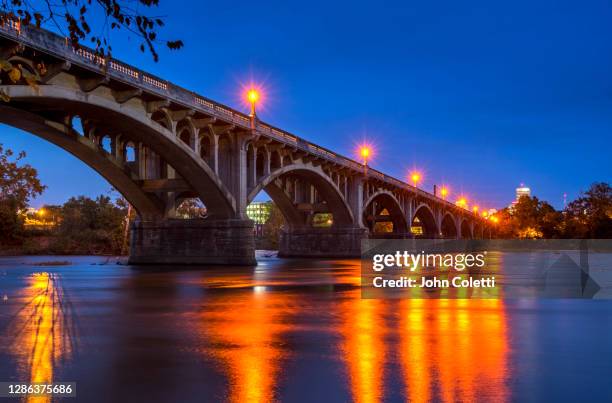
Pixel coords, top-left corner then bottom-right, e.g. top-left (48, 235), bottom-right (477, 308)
top-left (0, 24), bottom-right (491, 264)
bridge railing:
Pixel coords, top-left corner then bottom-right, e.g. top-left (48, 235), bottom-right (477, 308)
top-left (0, 21), bottom-right (482, 219)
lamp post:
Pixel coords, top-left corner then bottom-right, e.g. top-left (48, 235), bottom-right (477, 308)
top-left (247, 88), bottom-right (259, 129)
top-left (359, 146), bottom-right (370, 175)
top-left (410, 172), bottom-right (421, 188)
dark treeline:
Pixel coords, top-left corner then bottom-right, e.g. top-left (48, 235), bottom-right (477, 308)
top-left (494, 182), bottom-right (611, 238)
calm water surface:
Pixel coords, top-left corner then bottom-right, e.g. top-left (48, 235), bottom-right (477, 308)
top-left (1, 254), bottom-right (611, 402)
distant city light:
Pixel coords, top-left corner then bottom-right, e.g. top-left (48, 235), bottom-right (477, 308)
top-left (456, 197), bottom-right (467, 208)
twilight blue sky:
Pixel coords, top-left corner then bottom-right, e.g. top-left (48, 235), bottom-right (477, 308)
top-left (2, 0), bottom-right (611, 209)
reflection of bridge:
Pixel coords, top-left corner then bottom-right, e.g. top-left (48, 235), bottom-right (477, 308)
top-left (0, 23), bottom-right (491, 264)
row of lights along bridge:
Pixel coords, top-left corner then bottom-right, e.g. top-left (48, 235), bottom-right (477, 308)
top-left (245, 86), bottom-right (499, 224)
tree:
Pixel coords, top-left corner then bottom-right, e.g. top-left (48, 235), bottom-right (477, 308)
top-left (0, 143), bottom-right (45, 243)
top-left (176, 198), bottom-right (207, 219)
top-left (1, 0), bottom-right (183, 61)
top-left (494, 195), bottom-right (563, 239)
top-left (565, 182), bottom-right (612, 238)
top-left (52, 195), bottom-right (127, 254)
top-left (260, 203), bottom-right (285, 250)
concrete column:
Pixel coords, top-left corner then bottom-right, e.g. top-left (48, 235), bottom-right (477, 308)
top-left (137, 143), bottom-right (146, 178)
top-left (456, 217), bottom-right (462, 239)
top-left (210, 131), bottom-right (219, 174)
top-left (348, 175), bottom-right (365, 228)
top-left (193, 128), bottom-right (201, 155)
top-left (111, 135), bottom-right (121, 160)
top-left (231, 132), bottom-right (249, 218)
top-left (262, 147), bottom-right (271, 177)
top-left (130, 218), bottom-right (256, 265)
top-left (247, 144), bottom-right (257, 190)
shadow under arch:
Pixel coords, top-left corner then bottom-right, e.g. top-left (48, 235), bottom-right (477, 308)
top-left (440, 212), bottom-right (458, 239)
top-left (473, 224), bottom-right (484, 239)
top-left (460, 219), bottom-right (473, 239)
top-left (412, 203), bottom-right (438, 238)
top-left (248, 164), bottom-right (355, 228)
top-left (1, 85), bottom-right (237, 218)
top-left (363, 190), bottom-right (409, 235)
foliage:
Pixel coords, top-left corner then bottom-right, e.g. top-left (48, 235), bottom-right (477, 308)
top-left (1, 0), bottom-right (183, 61)
top-left (176, 198), bottom-right (207, 219)
top-left (259, 202), bottom-right (285, 250)
top-left (50, 195), bottom-right (128, 254)
top-left (0, 143), bottom-right (45, 244)
top-left (493, 183), bottom-right (612, 239)
top-left (565, 182), bottom-right (612, 238)
top-left (495, 195), bottom-right (563, 239)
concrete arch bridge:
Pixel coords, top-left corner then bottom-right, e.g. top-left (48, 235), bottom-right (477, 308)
top-left (0, 22), bottom-right (491, 264)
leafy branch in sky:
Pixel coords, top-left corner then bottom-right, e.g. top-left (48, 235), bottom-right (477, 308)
top-left (1, 0), bottom-right (183, 61)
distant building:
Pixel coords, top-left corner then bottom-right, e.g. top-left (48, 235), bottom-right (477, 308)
top-left (515, 184), bottom-right (531, 200)
top-left (246, 201), bottom-right (273, 236)
top-left (510, 183), bottom-right (531, 209)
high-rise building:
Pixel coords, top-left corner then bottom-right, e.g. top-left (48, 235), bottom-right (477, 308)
top-left (509, 183), bottom-right (531, 209)
top-left (515, 183), bottom-right (531, 200)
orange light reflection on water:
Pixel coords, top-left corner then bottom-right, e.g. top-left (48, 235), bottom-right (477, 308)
top-left (339, 291), bottom-right (387, 403)
top-left (9, 272), bottom-right (75, 403)
top-left (399, 299), bottom-right (509, 403)
top-left (199, 291), bottom-right (295, 403)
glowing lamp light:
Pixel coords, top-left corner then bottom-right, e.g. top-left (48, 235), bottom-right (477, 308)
top-left (457, 197), bottom-right (467, 208)
top-left (357, 144), bottom-right (373, 166)
top-left (247, 89), bottom-right (259, 104)
top-left (473, 205), bottom-right (479, 213)
top-left (482, 211), bottom-right (489, 218)
top-left (37, 209), bottom-right (45, 217)
top-left (491, 216), bottom-right (499, 224)
top-left (410, 172), bottom-right (421, 187)
top-left (245, 87), bottom-right (261, 117)
top-left (440, 186), bottom-right (449, 199)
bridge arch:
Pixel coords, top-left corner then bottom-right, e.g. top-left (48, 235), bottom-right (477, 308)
top-left (247, 164), bottom-right (354, 228)
top-left (440, 212), bottom-right (458, 239)
top-left (363, 190), bottom-right (409, 235)
top-left (0, 104), bottom-right (164, 218)
top-left (0, 85), bottom-right (237, 218)
top-left (412, 203), bottom-right (438, 238)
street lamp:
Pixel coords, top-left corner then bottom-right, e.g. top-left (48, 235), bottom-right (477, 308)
top-left (457, 197), bottom-right (467, 209)
top-left (410, 171), bottom-right (421, 188)
top-left (246, 88), bottom-right (260, 118)
top-left (472, 205), bottom-right (479, 214)
top-left (440, 186), bottom-right (449, 200)
top-left (360, 146), bottom-right (371, 166)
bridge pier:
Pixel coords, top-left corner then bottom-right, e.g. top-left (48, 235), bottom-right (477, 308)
top-left (278, 226), bottom-right (367, 258)
top-left (129, 218), bottom-right (256, 265)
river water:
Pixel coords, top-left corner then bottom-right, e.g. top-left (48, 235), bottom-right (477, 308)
top-left (1, 254), bottom-right (611, 402)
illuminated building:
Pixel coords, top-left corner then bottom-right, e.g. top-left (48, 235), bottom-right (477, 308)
top-left (509, 183), bottom-right (531, 209)
top-left (246, 202), bottom-right (273, 236)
